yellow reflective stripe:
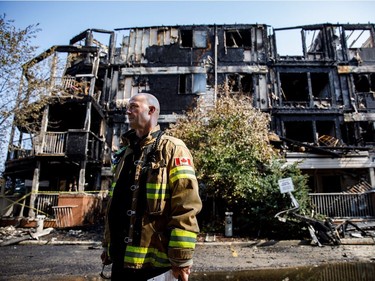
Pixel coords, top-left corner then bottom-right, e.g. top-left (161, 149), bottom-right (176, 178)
top-left (108, 182), bottom-right (116, 197)
top-left (146, 183), bottom-right (169, 199)
top-left (169, 228), bottom-right (197, 249)
top-left (124, 246), bottom-right (170, 267)
top-left (169, 166), bottom-right (196, 184)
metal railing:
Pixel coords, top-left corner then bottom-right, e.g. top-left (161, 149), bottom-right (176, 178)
top-left (309, 191), bottom-right (375, 218)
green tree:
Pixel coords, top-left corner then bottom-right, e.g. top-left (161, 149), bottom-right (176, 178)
top-left (167, 92), bottom-right (311, 238)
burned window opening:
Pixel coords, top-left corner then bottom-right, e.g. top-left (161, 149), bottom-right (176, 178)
top-left (180, 29), bottom-right (207, 48)
top-left (193, 30), bottom-right (207, 48)
top-left (192, 74), bottom-right (206, 94)
top-left (280, 72), bottom-right (309, 105)
top-left (274, 29), bottom-right (303, 57)
top-left (284, 121), bottom-right (314, 144)
top-left (179, 74), bottom-right (188, 94)
top-left (340, 121), bottom-right (375, 146)
top-left (225, 30), bottom-right (252, 48)
top-left (305, 29), bottom-right (325, 55)
top-left (345, 29), bottom-right (373, 49)
top-left (227, 74), bottom-right (239, 92)
top-left (354, 74), bottom-right (375, 109)
top-left (280, 72), bottom-right (332, 108)
top-left (226, 74), bottom-right (253, 96)
top-left (180, 30), bottom-right (193, 48)
top-left (341, 123), bottom-right (360, 146)
top-left (322, 175), bottom-right (342, 193)
top-left (344, 28), bottom-right (374, 62)
top-left (354, 73), bottom-right (375, 92)
top-left (311, 72), bottom-right (331, 101)
top-left (179, 74), bottom-right (206, 94)
top-left (359, 121), bottom-right (375, 145)
top-left (316, 121), bottom-right (338, 146)
top-left (48, 102), bottom-right (86, 131)
top-left (306, 169), bottom-right (372, 193)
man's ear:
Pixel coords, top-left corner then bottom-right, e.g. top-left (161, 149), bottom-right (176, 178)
top-left (149, 106), bottom-right (156, 114)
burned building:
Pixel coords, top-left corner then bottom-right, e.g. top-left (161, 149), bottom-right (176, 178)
top-left (1, 23), bottom-right (374, 227)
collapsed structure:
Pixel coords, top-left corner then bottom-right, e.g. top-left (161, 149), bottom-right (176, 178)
top-left (1, 23), bottom-right (374, 227)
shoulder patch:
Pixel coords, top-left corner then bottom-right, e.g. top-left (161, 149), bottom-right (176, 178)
top-left (175, 157), bottom-right (192, 166)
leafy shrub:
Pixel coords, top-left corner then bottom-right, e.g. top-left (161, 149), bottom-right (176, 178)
top-left (167, 93), bottom-right (311, 239)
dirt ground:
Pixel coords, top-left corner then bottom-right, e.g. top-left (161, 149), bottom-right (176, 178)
top-left (1, 224), bottom-right (375, 280)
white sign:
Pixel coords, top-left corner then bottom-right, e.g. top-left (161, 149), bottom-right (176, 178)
top-left (278, 177), bottom-right (294, 194)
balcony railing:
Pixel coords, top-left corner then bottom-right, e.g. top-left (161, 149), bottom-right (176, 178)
top-left (35, 132), bottom-right (67, 155)
top-left (36, 192), bottom-right (59, 216)
top-left (52, 76), bottom-right (91, 96)
top-left (309, 191), bottom-right (375, 218)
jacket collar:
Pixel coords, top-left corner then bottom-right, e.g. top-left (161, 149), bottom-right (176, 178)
top-left (122, 125), bottom-right (161, 148)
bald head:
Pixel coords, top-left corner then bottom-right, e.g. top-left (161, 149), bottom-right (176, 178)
top-left (138, 93), bottom-right (160, 117)
top-left (127, 93), bottom-right (160, 137)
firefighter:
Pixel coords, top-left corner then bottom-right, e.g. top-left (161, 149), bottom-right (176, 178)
top-left (101, 93), bottom-right (202, 281)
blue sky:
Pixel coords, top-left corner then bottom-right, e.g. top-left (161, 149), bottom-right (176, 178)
top-left (1, 1), bottom-right (375, 53)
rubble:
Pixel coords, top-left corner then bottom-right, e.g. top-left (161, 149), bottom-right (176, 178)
top-left (0, 224), bottom-right (105, 246)
top-left (0, 225), bottom-right (54, 246)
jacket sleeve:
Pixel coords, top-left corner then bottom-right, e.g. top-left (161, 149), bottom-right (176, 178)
top-left (166, 138), bottom-right (202, 267)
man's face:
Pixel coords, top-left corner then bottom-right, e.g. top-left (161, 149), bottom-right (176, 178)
top-left (126, 95), bottom-right (151, 130)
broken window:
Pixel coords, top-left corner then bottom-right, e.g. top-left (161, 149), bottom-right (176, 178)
top-left (279, 72), bottom-right (309, 105)
top-left (279, 71), bottom-right (331, 107)
top-left (345, 28), bottom-right (373, 49)
top-left (341, 123), bottom-right (359, 146)
top-left (179, 73), bottom-right (206, 94)
top-left (227, 74), bottom-right (239, 92)
top-left (354, 74), bottom-right (375, 109)
top-left (354, 73), bottom-right (375, 92)
top-left (341, 121), bottom-right (375, 146)
top-left (344, 28), bottom-right (374, 62)
top-left (274, 26), bottom-right (337, 60)
top-left (322, 175), bottom-right (341, 193)
top-left (332, 26), bottom-right (344, 60)
top-left (284, 119), bottom-right (339, 146)
top-left (274, 28), bottom-right (304, 57)
top-left (226, 74), bottom-right (253, 96)
top-left (311, 72), bottom-right (331, 100)
top-left (192, 74), bottom-right (206, 94)
top-left (193, 30), bottom-right (207, 48)
top-left (305, 29), bottom-right (325, 59)
top-left (181, 30), bottom-right (193, 47)
top-left (359, 121), bottom-right (375, 145)
top-left (284, 121), bottom-right (314, 143)
top-left (225, 30), bottom-right (252, 48)
top-left (316, 121), bottom-right (338, 146)
top-left (179, 74), bottom-right (188, 94)
top-left (180, 30), bottom-right (207, 48)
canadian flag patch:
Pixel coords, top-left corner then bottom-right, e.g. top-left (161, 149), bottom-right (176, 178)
top-left (175, 157), bottom-right (192, 166)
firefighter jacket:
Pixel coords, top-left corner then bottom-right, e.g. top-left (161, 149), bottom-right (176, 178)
top-left (103, 125), bottom-right (202, 269)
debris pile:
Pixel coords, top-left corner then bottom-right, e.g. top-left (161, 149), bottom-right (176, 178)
top-left (0, 224), bottom-right (104, 246)
top-left (0, 226), bottom-right (31, 244)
